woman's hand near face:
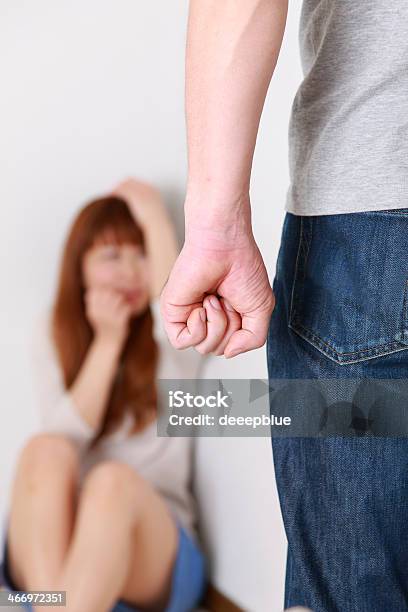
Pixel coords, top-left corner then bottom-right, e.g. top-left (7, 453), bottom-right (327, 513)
top-left (65, 289), bottom-right (133, 432)
top-left (85, 287), bottom-right (132, 347)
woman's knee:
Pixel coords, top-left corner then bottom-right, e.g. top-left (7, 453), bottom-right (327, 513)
top-left (17, 433), bottom-right (79, 478)
top-left (80, 461), bottom-right (147, 510)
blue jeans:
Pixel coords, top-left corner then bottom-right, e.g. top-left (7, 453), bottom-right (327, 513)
top-left (267, 210), bottom-right (408, 611)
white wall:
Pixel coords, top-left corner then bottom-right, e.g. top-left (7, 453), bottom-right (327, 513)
top-left (0, 2), bottom-right (302, 610)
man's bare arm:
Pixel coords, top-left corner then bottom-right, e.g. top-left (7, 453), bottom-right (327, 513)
top-left (184, 0), bottom-right (288, 231)
top-left (160, 0), bottom-right (287, 357)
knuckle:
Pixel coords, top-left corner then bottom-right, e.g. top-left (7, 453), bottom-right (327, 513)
top-left (253, 336), bottom-right (266, 350)
top-left (173, 338), bottom-right (187, 351)
top-left (195, 344), bottom-right (209, 355)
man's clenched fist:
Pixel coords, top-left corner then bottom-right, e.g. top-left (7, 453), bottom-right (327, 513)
top-left (159, 219), bottom-right (275, 359)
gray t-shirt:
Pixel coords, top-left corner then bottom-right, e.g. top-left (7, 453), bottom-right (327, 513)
top-left (285, 0), bottom-right (408, 216)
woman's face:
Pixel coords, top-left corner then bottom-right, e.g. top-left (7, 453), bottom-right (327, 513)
top-left (81, 239), bottom-right (151, 315)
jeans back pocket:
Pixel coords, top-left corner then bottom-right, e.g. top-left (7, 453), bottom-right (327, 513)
top-left (288, 212), bottom-right (408, 365)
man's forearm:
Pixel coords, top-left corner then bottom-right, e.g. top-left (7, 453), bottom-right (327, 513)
top-left (185, 0), bottom-right (288, 231)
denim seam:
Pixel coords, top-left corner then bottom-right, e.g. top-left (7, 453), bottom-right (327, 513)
top-left (304, 217), bottom-right (313, 271)
top-left (285, 544), bottom-right (293, 609)
top-left (289, 217), bottom-right (313, 328)
top-left (359, 208), bottom-right (408, 216)
top-left (288, 216), bottom-right (305, 327)
top-left (294, 321), bottom-right (404, 356)
top-left (403, 279), bottom-right (408, 342)
top-left (289, 322), bottom-right (408, 365)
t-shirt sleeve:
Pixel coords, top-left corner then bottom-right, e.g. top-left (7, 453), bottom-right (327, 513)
top-left (29, 313), bottom-right (96, 454)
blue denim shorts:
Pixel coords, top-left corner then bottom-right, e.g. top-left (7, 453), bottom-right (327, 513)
top-left (0, 516), bottom-right (208, 612)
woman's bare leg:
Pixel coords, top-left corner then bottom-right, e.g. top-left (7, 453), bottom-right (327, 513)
top-left (45, 460), bottom-right (179, 612)
top-left (7, 434), bottom-right (179, 612)
top-left (6, 433), bottom-right (80, 591)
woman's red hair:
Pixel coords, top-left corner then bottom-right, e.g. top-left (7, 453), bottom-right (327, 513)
top-left (51, 196), bottom-right (158, 448)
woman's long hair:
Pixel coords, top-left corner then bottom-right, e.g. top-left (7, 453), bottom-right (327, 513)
top-left (51, 196), bottom-right (159, 448)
